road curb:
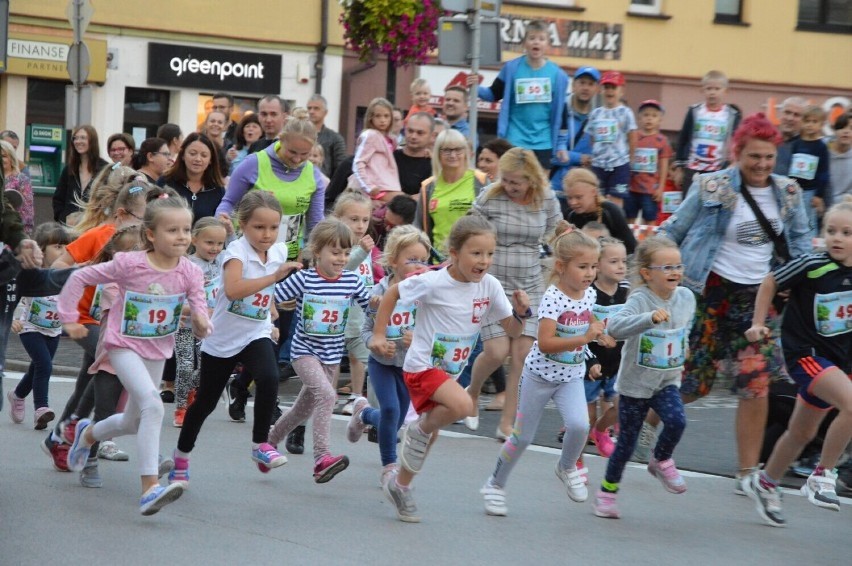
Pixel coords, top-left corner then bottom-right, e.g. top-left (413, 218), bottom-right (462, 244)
top-left (4, 359), bottom-right (80, 378)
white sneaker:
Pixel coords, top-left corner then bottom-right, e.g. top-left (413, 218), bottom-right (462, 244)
top-left (802, 469), bottom-right (840, 511)
top-left (463, 414), bottom-right (480, 431)
top-left (555, 463), bottom-right (588, 502)
top-left (480, 478), bottom-right (507, 516)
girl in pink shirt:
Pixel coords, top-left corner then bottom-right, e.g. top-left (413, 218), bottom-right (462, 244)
top-left (59, 194), bottom-right (211, 516)
top-left (352, 97), bottom-right (402, 203)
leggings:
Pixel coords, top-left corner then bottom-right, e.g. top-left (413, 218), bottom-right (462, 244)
top-left (361, 358), bottom-right (410, 466)
top-left (492, 371), bottom-right (588, 488)
top-left (56, 324), bottom-right (100, 428)
top-left (15, 332), bottom-right (59, 408)
top-left (178, 338), bottom-right (279, 453)
top-left (268, 356), bottom-right (338, 461)
top-left (604, 385), bottom-right (687, 485)
top-left (173, 328), bottom-right (200, 409)
top-left (90, 349), bottom-right (165, 476)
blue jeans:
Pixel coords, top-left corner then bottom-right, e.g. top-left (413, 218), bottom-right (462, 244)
top-left (362, 358), bottom-right (411, 466)
top-left (15, 332), bottom-right (60, 408)
top-left (277, 309), bottom-right (297, 364)
top-left (604, 385), bottom-right (686, 486)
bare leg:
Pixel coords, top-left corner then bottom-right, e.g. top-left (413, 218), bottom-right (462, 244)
top-left (467, 337), bottom-right (509, 417)
top-left (763, 401), bottom-right (825, 480)
top-left (809, 371), bottom-right (852, 469)
top-left (736, 396), bottom-right (768, 473)
top-left (348, 355), bottom-right (366, 397)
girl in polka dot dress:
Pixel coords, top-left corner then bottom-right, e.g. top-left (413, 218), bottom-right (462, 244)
top-left (480, 227), bottom-right (604, 517)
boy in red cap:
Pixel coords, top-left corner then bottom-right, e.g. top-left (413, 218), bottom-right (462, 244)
top-left (625, 100), bottom-right (673, 225)
top-left (587, 71), bottom-right (638, 208)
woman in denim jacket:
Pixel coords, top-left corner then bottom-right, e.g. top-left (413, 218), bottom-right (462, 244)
top-left (658, 114), bottom-right (812, 492)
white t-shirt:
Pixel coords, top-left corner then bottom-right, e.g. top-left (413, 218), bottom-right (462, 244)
top-left (201, 236), bottom-right (287, 358)
top-left (712, 186), bottom-right (783, 285)
top-left (525, 285), bottom-right (596, 383)
top-left (399, 268), bottom-right (512, 376)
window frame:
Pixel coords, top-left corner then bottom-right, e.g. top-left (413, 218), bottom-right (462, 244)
top-left (714, 0), bottom-right (744, 24)
top-left (628, 0), bottom-right (663, 16)
top-left (797, 0), bottom-right (852, 34)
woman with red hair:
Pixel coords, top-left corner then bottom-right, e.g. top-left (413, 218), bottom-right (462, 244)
top-left (656, 114), bottom-right (812, 491)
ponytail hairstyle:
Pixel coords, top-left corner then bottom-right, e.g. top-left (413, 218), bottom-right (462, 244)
top-left (74, 175), bottom-right (151, 233)
top-left (142, 192), bottom-right (192, 251)
top-left (562, 167), bottom-right (603, 222)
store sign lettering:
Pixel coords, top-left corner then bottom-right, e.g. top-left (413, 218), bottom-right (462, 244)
top-left (501, 15), bottom-right (622, 60)
top-left (8, 39), bottom-right (68, 62)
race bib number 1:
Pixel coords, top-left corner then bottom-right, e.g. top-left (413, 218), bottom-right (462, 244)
top-left (637, 327), bottom-right (686, 370)
top-left (122, 291), bottom-right (185, 339)
top-left (814, 290), bottom-right (852, 337)
top-left (591, 304), bottom-right (623, 335)
top-left (430, 332), bottom-right (478, 378)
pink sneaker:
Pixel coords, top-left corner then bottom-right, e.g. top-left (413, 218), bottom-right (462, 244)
top-left (7, 390), bottom-right (25, 423)
top-left (346, 397), bottom-right (369, 443)
top-left (590, 428), bottom-right (615, 458)
top-left (34, 407), bottom-right (55, 430)
top-left (313, 454), bottom-right (349, 484)
top-left (647, 456), bottom-right (687, 494)
top-left (593, 489), bottom-right (621, 519)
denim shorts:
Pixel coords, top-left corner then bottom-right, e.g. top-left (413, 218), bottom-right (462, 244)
top-left (592, 164), bottom-right (631, 198)
top-left (623, 191), bottom-right (658, 222)
top-left (584, 376), bottom-right (616, 403)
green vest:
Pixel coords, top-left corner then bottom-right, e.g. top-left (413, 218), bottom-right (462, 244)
top-left (254, 143), bottom-right (316, 260)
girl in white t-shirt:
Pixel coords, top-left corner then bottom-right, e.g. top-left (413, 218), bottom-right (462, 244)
top-left (480, 228), bottom-right (604, 517)
top-left (171, 191), bottom-right (302, 486)
top-left (371, 215), bottom-right (530, 522)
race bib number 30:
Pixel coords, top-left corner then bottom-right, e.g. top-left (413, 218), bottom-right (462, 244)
top-left (430, 332), bottom-right (478, 378)
top-left (637, 327), bottom-right (686, 370)
top-left (814, 290), bottom-right (852, 337)
top-left (302, 294), bottom-right (350, 337)
top-left (28, 297), bottom-right (61, 330)
top-left (386, 303), bottom-right (417, 340)
top-left (227, 287), bottom-right (272, 321)
top-left (546, 323), bottom-right (587, 365)
top-left (122, 291), bottom-right (185, 339)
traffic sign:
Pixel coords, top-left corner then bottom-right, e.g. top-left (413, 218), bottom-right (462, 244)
top-left (67, 42), bottom-right (91, 85)
top-left (66, 0), bottom-right (94, 38)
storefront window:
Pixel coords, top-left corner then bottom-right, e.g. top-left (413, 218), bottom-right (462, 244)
top-left (25, 79), bottom-right (66, 127)
top-left (123, 87), bottom-right (170, 142)
top-left (197, 94), bottom-right (259, 130)
top-left (798, 0), bottom-right (852, 33)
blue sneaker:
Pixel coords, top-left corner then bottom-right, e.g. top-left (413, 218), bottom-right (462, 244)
top-left (66, 419), bottom-right (93, 472)
top-left (139, 483), bottom-right (184, 516)
top-left (251, 443), bottom-right (287, 471)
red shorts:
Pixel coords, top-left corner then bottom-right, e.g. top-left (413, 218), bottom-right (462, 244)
top-left (403, 367), bottom-right (451, 414)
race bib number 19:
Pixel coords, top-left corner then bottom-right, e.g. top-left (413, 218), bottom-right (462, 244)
top-left (122, 291), bottom-right (185, 338)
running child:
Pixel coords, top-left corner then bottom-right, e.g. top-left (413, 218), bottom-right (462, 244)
top-left (371, 215), bottom-right (530, 522)
top-left (61, 193), bottom-right (211, 516)
top-left (585, 237), bottom-right (630, 458)
top-left (269, 217), bottom-right (372, 483)
top-left (743, 197), bottom-right (852, 527)
top-left (593, 236), bottom-right (695, 519)
top-left (479, 229), bottom-right (602, 517)
top-left (348, 225), bottom-right (432, 487)
top-left (7, 222), bottom-right (73, 429)
top-left (173, 217), bottom-right (227, 427)
top-left (172, 191), bottom-right (301, 484)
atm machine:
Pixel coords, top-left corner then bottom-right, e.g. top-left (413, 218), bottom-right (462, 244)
top-left (25, 124), bottom-right (66, 193)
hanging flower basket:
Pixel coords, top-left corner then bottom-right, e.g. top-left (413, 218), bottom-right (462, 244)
top-left (339, 0), bottom-right (441, 67)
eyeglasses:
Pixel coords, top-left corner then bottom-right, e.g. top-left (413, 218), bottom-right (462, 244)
top-left (648, 264), bottom-right (685, 273)
top-left (439, 147), bottom-right (465, 155)
top-left (109, 147), bottom-right (130, 154)
top-left (152, 151), bottom-right (171, 157)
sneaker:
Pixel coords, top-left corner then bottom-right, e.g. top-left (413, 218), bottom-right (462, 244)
top-left (590, 428), bottom-right (615, 458)
top-left (399, 420), bottom-right (432, 474)
top-left (80, 457), bottom-right (103, 488)
top-left (734, 468), bottom-right (758, 496)
top-left (60, 418), bottom-right (78, 445)
top-left (647, 456), bottom-right (687, 494)
top-left (313, 454), bottom-right (349, 483)
top-left (140, 483), bottom-right (184, 516)
top-left (98, 440), bottom-right (129, 461)
top-left (380, 463), bottom-right (399, 488)
top-left (576, 456), bottom-right (589, 484)
top-left (33, 407), bottom-right (55, 430)
top-left (285, 425), bottom-right (306, 455)
top-left (7, 390), bottom-right (25, 423)
top-left (168, 454), bottom-right (190, 487)
top-left (159, 388), bottom-right (175, 404)
top-left (341, 396), bottom-right (356, 416)
top-left (383, 477), bottom-right (420, 523)
top-left (593, 489), bottom-right (621, 519)
top-left (480, 479), bottom-right (508, 516)
top-left (66, 419), bottom-right (94, 472)
top-left (555, 463), bottom-right (589, 502)
top-left (801, 469), bottom-right (840, 511)
top-left (41, 434), bottom-right (70, 472)
top-left (632, 422), bottom-right (657, 464)
top-left (227, 378), bottom-right (247, 422)
top-left (251, 443), bottom-right (287, 472)
top-left (743, 472), bottom-right (786, 527)
top-left (158, 454), bottom-right (175, 479)
top-left (173, 408), bottom-right (186, 428)
top-left (271, 397), bottom-right (283, 423)
top-left (346, 397), bottom-right (369, 443)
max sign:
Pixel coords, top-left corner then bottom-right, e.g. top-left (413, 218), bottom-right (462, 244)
top-left (147, 43), bottom-right (281, 94)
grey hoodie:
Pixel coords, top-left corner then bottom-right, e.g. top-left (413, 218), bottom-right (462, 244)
top-left (607, 285), bottom-right (696, 399)
top-left (830, 144), bottom-right (852, 203)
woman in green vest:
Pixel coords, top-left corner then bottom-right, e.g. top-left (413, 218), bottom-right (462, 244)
top-left (216, 117), bottom-right (327, 260)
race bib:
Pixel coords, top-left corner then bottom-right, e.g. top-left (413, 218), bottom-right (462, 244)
top-left (545, 323), bottom-right (588, 365)
top-left (814, 290), bottom-right (852, 337)
top-left (277, 213), bottom-right (303, 260)
top-left (121, 291), bottom-right (185, 339)
top-left (515, 77), bottom-right (552, 104)
top-left (594, 119), bottom-right (618, 144)
top-left (386, 302), bottom-right (417, 341)
top-left (301, 293), bottom-right (350, 336)
top-left (203, 276), bottom-right (221, 309)
top-left (430, 331), bottom-right (478, 378)
top-left (631, 148), bottom-right (658, 173)
top-left (592, 304), bottom-right (623, 335)
top-left (89, 284), bottom-right (104, 322)
top-left (28, 297), bottom-right (61, 330)
top-left (637, 327), bottom-right (686, 370)
top-left (662, 191), bottom-right (682, 214)
top-left (357, 256), bottom-right (374, 288)
top-left (227, 286), bottom-right (272, 321)
top-left (789, 153), bottom-right (819, 181)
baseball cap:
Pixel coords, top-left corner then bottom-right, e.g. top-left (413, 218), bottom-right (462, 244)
top-left (573, 66), bottom-right (600, 82)
top-left (600, 71), bottom-right (625, 86)
top-left (638, 99), bottom-right (664, 113)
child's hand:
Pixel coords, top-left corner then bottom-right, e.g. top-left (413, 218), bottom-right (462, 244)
top-left (811, 196), bottom-right (825, 216)
top-left (511, 290), bottom-right (530, 318)
top-left (16, 239), bottom-right (43, 269)
top-left (191, 313), bottom-right (212, 339)
top-left (586, 320), bottom-right (605, 342)
top-left (369, 295), bottom-right (382, 310)
top-left (270, 326), bottom-right (280, 342)
top-left (63, 323), bottom-right (88, 340)
top-left (653, 187), bottom-right (663, 202)
top-left (217, 213), bottom-right (235, 236)
top-left (745, 325), bottom-right (771, 343)
top-left (359, 235), bottom-right (375, 252)
top-left (597, 334), bottom-right (616, 348)
top-left (369, 336), bottom-right (396, 358)
top-left (555, 149), bottom-right (568, 163)
top-left (401, 330), bottom-right (413, 349)
top-left (651, 309), bottom-right (670, 324)
top-left (11, 320), bottom-right (23, 333)
top-left (275, 261), bottom-right (302, 281)
top-left (588, 364), bottom-right (602, 380)
top-left (580, 154), bottom-right (592, 167)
